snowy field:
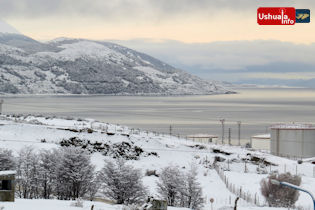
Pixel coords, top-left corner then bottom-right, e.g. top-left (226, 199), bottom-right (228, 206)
top-left (0, 199), bottom-right (288, 210)
top-left (0, 114), bottom-right (314, 210)
top-left (0, 199), bottom-right (192, 210)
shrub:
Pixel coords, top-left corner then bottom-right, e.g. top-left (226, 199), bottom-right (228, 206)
top-left (260, 172), bottom-right (301, 208)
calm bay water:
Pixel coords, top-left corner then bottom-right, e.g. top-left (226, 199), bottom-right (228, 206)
top-left (2, 88), bottom-right (315, 141)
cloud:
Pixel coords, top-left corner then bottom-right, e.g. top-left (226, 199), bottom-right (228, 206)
top-left (1, 0), bottom-right (314, 19)
top-left (112, 39), bottom-right (315, 70)
top-left (236, 78), bottom-right (315, 88)
top-left (110, 39), bottom-right (315, 82)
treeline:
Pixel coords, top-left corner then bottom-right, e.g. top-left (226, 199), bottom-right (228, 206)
top-left (0, 147), bottom-right (204, 209)
top-left (1, 147), bottom-right (96, 200)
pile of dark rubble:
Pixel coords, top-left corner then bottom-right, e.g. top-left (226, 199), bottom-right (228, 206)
top-left (60, 137), bottom-right (158, 160)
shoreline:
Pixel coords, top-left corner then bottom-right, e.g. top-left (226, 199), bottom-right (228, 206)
top-left (0, 91), bottom-right (236, 98)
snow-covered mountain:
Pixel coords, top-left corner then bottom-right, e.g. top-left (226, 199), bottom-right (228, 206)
top-left (0, 32), bottom-right (233, 95)
top-left (0, 21), bottom-right (20, 34)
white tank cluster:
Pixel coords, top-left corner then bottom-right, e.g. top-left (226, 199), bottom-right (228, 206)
top-left (271, 124), bottom-right (315, 158)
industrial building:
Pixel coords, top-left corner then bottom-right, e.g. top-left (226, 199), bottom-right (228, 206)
top-left (186, 134), bottom-right (218, 144)
top-left (271, 124), bottom-right (315, 158)
top-left (251, 134), bottom-right (270, 150)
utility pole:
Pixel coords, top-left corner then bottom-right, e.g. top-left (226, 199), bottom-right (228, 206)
top-left (0, 99), bottom-right (3, 114)
top-left (237, 121), bottom-right (241, 146)
top-left (228, 128), bottom-right (232, 145)
top-left (169, 125), bottom-right (172, 137)
top-left (220, 119), bottom-right (225, 144)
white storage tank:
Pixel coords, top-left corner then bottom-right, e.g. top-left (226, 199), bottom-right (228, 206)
top-left (271, 124), bottom-right (315, 158)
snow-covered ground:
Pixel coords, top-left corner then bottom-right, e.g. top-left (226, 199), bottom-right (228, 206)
top-left (0, 114), bottom-right (314, 210)
top-left (0, 199), bottom-right (192, 210)
top-left (0, 199), bottom-right (287, 210)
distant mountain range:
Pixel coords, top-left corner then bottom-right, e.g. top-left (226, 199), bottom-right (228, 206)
top-left (0, 23), bottom-right (233, 95)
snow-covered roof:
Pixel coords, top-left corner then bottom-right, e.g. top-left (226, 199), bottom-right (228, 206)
top-left (187, 134), bottom-right (218, 138)
top-left (251, 134), bottom-right (270, 139)
top-left (0, 170), bottom-right (16, 176)
top-left (271, 124), bottom-right (315, 130)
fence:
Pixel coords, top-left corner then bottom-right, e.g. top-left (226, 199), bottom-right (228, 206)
top-left (214, 165), bottom-right (264, 207)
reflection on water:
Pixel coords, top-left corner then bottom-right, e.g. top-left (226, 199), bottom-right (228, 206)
top-left (2, 88), bottom-right (315, 140)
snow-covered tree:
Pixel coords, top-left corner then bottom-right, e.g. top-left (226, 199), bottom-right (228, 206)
top-left (157, 164), bottom-right (204, 209)
top-left (0, 148), bottom-right (15, 171)
top-left (156, 166), bottom-right (185, 206)
top-left (99, 159), bottom-right (147, 204)
top-left (38, 149), bottom-right (59, 199)
top-left (87, 171), bottom-right (102, 201)
top-left (16, 146), bottom-right (41, 199)
top-left (15, 147), bottom-right (96, 200)
top-left (184, 164), bottom-right (204, 210)
top-left (56, 147), bottom-right (95, 200)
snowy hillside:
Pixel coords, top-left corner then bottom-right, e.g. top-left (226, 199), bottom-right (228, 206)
top-left (0, 33), bottom-right (233, 95)
top-left (0, 114), bottom-right (314, 210)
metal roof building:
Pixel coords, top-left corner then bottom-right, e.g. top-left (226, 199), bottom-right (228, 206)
top-left (186, 134), bottom-right (218, 144)
top-left (251, 134), bottom-right (270, 150)
top-left (271, 124), bottom-right (315, 158)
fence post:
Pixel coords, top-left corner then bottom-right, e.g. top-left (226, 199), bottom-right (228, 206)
top-left (228, 159), bottom-right (230, 171)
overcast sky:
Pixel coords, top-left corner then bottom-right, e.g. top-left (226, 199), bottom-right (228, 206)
top-left (1, 0), bottom-right (315, 85)
top-left (112, 39), bottom-right (315, 84)
top-left (2, 0), bottom-right (315, 43)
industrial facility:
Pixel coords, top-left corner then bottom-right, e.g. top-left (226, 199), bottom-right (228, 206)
top-left (186, 134), bottom-right (218, 144)
top-left (251, 134), bottom-right (270, 150)
top-left (271, 124), bottom-right (315, 158)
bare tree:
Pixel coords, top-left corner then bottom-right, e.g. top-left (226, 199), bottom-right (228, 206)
top-left (156, 166), bottom-right (185, 206)
top-left (16, 146), bottom-right (40, 199)
top-left (99, 159), bottom-right (147, 204)
top-left (87, 171), bottom-right (102, 201)
top-left (38, 149), bottom-right (59, 199)
top-left (184, 164), bottom-right (204, 210)
top-left (56, 147), bottom-right (95, 200)
top-left (157, 164), bottom-right (204, 209)
top-left (0, 148), bottom-right (15, 171)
